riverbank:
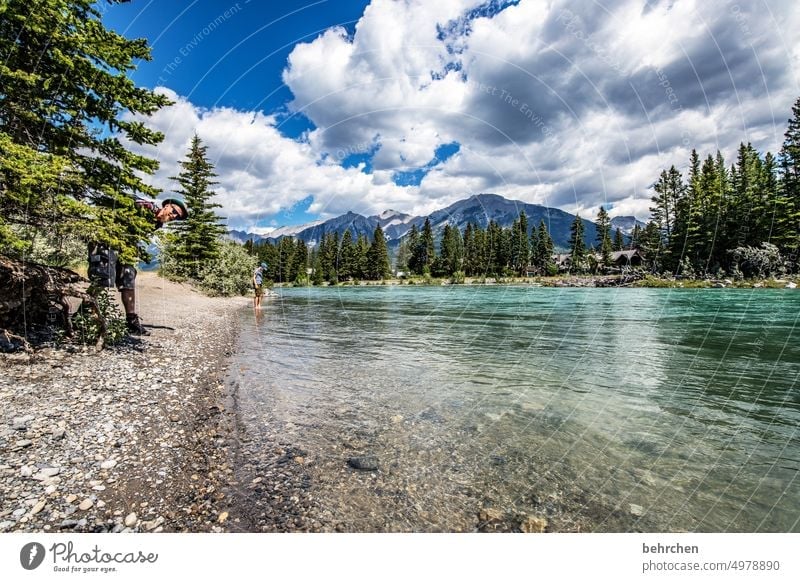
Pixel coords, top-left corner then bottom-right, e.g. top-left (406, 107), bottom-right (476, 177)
top-left (274, 274), bottom-right (799, 289)
top-left (0, 272), bottom-right (247, 532)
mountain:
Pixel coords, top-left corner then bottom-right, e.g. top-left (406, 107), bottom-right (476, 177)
top-left (226, 229), bottom-right (266, 244)
top-left (610, 215), bottom-right (646, 236)
top-left (247, 193), bottom-right (603, 250)
top-left (419, 193), bottom-right (598, 250)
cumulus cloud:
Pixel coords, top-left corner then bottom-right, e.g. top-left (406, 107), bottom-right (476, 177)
top-left (129, 0), bottom-right (799, 227)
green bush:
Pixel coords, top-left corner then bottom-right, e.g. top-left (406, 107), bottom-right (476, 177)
top-left (72, 287), bottom-right (128, 346)
top-left (197, 240), bottom-right (256, 296)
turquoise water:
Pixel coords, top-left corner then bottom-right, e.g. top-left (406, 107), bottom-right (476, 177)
top-left (230, 286), bottom-right (800, 532)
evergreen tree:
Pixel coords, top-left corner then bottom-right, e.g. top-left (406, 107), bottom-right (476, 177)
top-left (365, 225), bottom-right (390, 280)
top-left (0, 0), bottom-right (171, 263)
top-left (405, 224), bottom-right (421, 274)
top-left (167, 135), bottom-right (226, 279)
top-left (417, 218), bottom-right (435, 274)
top-left (277, 237), bottom-right (296, 283)
top-left (290, 238), bottom-right (308, 283)
top-left (311, 250), bottom-right (324, 285)
top-left (613, 228), bottom-right (624, 252)
top-left (640, 221), bottom-right (664, 273)
top-left (778, 96), bottom-right (800, 255)
top-left (355, 233), bottom-right (369, 279)
top-left (630, 224), bottom-right (642, 251)
top-left (568, 215), bottom-right (586, 272)
top-left (535, 219), bottom-right (555, 275)
top-left (440, 223), bottom-right (464, 276)
top-left (338, 229), bottom-right (355, 281)
top-left (595, 207), bottom-right (613, 268)
top-left (510, 211), bottom-right (530, 275)
top-left (650, 165), bottom-right (686, 269)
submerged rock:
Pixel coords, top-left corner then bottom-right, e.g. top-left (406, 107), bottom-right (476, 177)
top-left (347, 456), bottom-right (379, 471)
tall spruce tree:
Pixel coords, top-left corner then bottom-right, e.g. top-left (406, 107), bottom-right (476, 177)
top-left (595, 207), bottom-right (613, 267)
top-left (779, 97), bottom-right (800, 255)
top-left (167, 135), bottom-right (226, 279)
top-left (338, 229), bottom-right (355, 281)
top-left (535, 219), bottom-right (555, 275)
top-left (366, 225), bottom-right (391, 280)
top-left (440, 223), bottom-right (464, 275)
top-left (568, 215), bottom-right (586, 272)
top-left (613, 228), bottom-right (624, 252)
top-left (510, 211), bottom-right (530, 274)
top-left (417, 218), bottom-right (435, 274)
top-left (0, 0), bottom-right (171, 263)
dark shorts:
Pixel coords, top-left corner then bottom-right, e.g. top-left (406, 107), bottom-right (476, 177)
top-left (88, 244), bottom-right (137, 290)
top-left (254, 285), bottom-right (263, 296)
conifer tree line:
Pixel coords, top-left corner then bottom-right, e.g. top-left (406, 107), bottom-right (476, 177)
top-left (640, 96), bottom-right (800, 277)
top-left (399, 215), bottom-right (564, 277)
top-left (247, 224), bottom-right (392, 284)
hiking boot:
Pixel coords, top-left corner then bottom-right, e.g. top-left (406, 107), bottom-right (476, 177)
top-left (126, 314), bottom-right (150, 336)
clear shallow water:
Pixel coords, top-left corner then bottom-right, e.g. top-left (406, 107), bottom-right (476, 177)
top-left (230, 286), bottom-right (800, 532)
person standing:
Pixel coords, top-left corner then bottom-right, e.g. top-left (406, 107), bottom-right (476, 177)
top-left (253, 262), bottom-right (268, 308)
top-left (88, 197), bottom-right (189, 335)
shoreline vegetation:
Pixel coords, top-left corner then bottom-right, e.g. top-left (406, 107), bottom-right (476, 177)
top-left (272, 273), bottom-right (799, 289)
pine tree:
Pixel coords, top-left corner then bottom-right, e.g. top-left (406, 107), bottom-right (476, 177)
top-left (778, 97), bottom-right (800, 255)
top-left (595, 207), bottom-right (612, 268)
top-left (613, 228), bottom-right (624, 252)
top-left (366, 225), bottom-right (391, 280)
top-left (355, 233), bottom-right (369, 279)
top-left (536, 219), bottom-right (555, 275)
top-left (290, 238), bottom-right (308, 283)
top-left (510, 211), bottom-right (530, 275)
top-left (568, 215), bottom-right (586, 272)
top-left (440, 223), bottom-right (464, 275)
top-left (0, 0), bottom-right (171, 263)
top-left (406, 224), bottom-right (421, 274)
top-left (338, 229), bottom-right (355, 281)
top-left (167, 135), bottom-right (226, 279)
top-left (418, 218), bottom-right (435, 274)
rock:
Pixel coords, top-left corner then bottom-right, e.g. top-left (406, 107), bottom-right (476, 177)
top-left (786, 282), bottom-right (797, 289)
top-left (347, 456), bottom-right (379, 471)
top-left (16, 439), bottom-right (33, 448)
top-left (78, 499), bottom-right (93, 511)
top-left (39, 467), bottom-right (61, 478)
top-left (218, 512), bottom-right (229, 523)
top-left (52, 429), bottom-right (66, 440)
top-left (30, 500), bottom-right (46, 516)
top-left (11, 415), bottom-right (35, 430)
top-left (390, 415), bottom-right (404, 424)
top-left (629, 504), bottom-right (644, 517)
top-left (100, 459), bottom-right (117, 470)
top-left (124, 513), bottom-right (137, 527)
top-left (65, 494), bottom-right (77, 504)
top-left (520, 515), bottom-right (547, 533)
top-left (20, 466), bottom-right (33, 478)
top-left (294, 456), bottom-right (305, 465)
top-left (478, 508), bottom-right (504, 523)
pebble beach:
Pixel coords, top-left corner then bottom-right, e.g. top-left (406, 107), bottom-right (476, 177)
top-left (0, 272), bottom-right (245, 533)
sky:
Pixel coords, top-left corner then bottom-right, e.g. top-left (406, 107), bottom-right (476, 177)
top-left (105, 0), bottom-right (800, 234)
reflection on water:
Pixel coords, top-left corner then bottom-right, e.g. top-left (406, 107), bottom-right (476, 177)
top-left (230, 286), bottom-right (800, 532)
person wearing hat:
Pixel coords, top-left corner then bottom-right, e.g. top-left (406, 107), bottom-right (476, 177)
top-left (88, 196), bottom-right (189, 335)
top-left (253, 261), bottom-right (268, 309)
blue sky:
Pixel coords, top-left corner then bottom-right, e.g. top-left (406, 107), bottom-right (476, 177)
top-left (109, 0), bottom-right (800, 233)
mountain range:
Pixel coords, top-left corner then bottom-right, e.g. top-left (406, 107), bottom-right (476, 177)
top-left (228, 193), bottom-right (645, 251)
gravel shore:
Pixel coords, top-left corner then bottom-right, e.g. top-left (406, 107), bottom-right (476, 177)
top-left (0, 272), bottom-right (247, 533)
